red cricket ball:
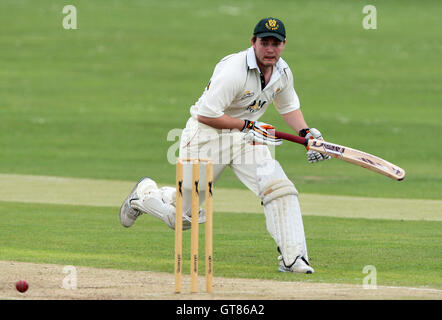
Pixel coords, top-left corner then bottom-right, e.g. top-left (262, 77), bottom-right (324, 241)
top-left (16, 280), bottom-right (29, 293)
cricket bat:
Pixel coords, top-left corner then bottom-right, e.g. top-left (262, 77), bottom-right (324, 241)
top-left (275, 131), bottom-right (405, 181)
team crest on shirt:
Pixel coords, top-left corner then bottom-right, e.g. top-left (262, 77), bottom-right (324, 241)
top-left (240, 90), bottom-right (254, 100)
top-left (247, 99), bottom-right (267, 113)
top-left (271, 88), bottom-right (281, 99)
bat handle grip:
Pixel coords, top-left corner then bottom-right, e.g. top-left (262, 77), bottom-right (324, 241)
top-left (274, 131), bottom-right (308, 146)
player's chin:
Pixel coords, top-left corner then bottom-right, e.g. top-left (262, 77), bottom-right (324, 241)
top-left (263, 58), bottom-right (277, 66)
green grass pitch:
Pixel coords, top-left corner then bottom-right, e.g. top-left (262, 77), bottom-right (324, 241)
top-left (1, 201), bottom-right (440, 289)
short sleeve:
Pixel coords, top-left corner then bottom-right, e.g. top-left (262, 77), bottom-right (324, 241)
top-left (195, 57), bottom-right (244, 118)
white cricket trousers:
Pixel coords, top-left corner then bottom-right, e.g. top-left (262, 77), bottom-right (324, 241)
top-left (178, 117), bottom-right (274, 215)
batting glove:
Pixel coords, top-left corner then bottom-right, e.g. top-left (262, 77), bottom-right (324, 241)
top-left (242, 120), bottom-right (282, 146)
top-left (300, 128), bottom-right (331, 163)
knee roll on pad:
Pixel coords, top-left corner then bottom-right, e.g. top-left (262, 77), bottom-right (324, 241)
top-left (260, 179), bottom-right (298, 205)
top-left (257, 159), bottom-right (298, 202)
top-left (159, 186), bottom-right (177, 207)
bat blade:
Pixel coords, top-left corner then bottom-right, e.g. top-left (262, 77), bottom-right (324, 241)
top-left (274, 131), bottom-right (405, 181)
top-left (307, 139), bottom-right (405, 181)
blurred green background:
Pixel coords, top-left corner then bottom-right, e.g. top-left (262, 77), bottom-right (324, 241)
top-left (0, 0), bottom-right (441, 199)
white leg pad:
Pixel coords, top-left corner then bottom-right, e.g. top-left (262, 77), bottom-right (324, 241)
top-left (257, 159), bottom-right (308, 267)
top-left (131, 188), bottom-right (175, 222)
top-left (158, 186), bottom-right (206, 229)
top-left (132, 186), bottom-right (205, 230)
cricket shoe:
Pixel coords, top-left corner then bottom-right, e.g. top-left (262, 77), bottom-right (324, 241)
top-left (277, 255), bottom-right (315, 274)
top-left (120, 177), bottom-right (157, 228)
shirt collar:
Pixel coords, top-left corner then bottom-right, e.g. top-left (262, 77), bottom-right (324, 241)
top-left (246, 47), bottom-right (260, 70)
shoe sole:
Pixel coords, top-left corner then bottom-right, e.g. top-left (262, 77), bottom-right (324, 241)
top-left (119, 177), bottom-right (151, 227)
top-left (278, 266), bottom-right (314, 274)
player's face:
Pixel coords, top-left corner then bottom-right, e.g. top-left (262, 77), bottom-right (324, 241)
top-left (252, 36), bottom-right (286, 69)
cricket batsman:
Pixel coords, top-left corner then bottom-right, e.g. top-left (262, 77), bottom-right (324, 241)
top-left (120, 18), bottom-right (330, 274)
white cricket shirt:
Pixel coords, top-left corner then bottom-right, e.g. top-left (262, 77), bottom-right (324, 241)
top-left (190, 47), bottom-right (300, 121)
